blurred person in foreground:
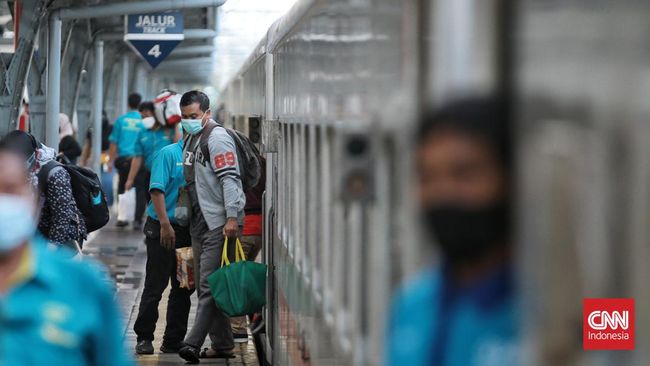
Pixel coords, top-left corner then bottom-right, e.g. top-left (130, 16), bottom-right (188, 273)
top-left (385, 97), bottom-right (519, 366)
top-left (0, 144), bottom-right (133, 366)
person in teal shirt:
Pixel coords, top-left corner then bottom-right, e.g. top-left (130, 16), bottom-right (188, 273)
top-left (109, 92), bottom-right (144, 228)
top-left (132, 141), bottom-right (194, 355)
top-left (0, 144), bottom-right (133, 366)
top-left (125, 101), bottom-right (177, 230)
top-left (385, 97), bottom-right (520, 366)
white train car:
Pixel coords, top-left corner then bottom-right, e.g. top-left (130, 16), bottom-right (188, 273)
top-left (219, 0), bottom-right (423, 365)
top-left (221, 0), bottom-right (650, 365)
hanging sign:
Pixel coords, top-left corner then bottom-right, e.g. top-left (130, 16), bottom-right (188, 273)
top-left (124, 12), bottom-right (184, 68)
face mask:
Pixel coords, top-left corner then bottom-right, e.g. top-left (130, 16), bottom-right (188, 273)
top-left (0, 194), bottom-right (36, 253)
top-left (142, 116), bottom-right (156, 129)
top-left (423, 201), bottom-right (508, 264)
top-left (181, 110), bottom-right (209, 135)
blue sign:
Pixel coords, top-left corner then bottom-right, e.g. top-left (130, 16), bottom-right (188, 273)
top-left (124, 12), bottom-right (184, 68)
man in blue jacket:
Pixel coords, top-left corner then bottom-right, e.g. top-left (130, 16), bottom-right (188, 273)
top-left (0, 142), bottom-right (133, 365)
top-left (385, 97), bottom-right (520, 366)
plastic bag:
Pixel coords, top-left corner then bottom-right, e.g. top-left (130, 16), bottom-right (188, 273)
top-left (207, 237), bottom-right (267, 317)
top-left (176, 247), bottom-right (195, 289)
top-left (117, 188), bottom-right (135, 222)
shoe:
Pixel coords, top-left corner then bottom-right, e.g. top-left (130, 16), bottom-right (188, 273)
top-left (116, 220), bottom-right (129, 228)
top-left (199, 348), bottom-right (235, 359)
top-left (135, 340), bottom-right (154, 355)
top-left (160, 341), bottom-right (185, 353)
top-left (179, 345), bottom-right (201, 364)
top-left (132, 220), bottom-right (143, 231)
top-left (233, 333), bottom-right (248, 343)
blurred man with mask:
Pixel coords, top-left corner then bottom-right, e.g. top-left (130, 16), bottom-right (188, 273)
top-left (385, 97), bottom-right (519, 366)
top-left (0, 145), bottom-right (133, 365)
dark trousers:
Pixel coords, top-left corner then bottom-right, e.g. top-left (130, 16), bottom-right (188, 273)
top-left (134, 217), bottom-right (194, 344)
top-left (115, 156), bottom-right (149, 223)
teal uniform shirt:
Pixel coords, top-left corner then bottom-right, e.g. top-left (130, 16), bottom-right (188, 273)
top-left (0, 238), bottom-right (134, 366)
top-left (108, 110), bottom-right (143, 157)
top-left (147, 141), bottom-right (184, 224)
top-left (133, 127), bottom-right (175, 171)
top-left (385, 265), bottom-right (520, 366)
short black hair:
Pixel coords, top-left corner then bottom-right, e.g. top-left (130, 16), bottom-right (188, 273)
top-left (0, 130), bottom-right (38, 160)
top-left (417, 96), bottom-right (511, 169)
top-left (138, 101), bottom-right (155, 113)
top-left (180, 90), bottom-right (210, 112)
top-left (128, 93), bottom-right (142, 109)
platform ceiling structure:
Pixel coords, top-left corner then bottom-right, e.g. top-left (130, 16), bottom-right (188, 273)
top-left (0, 0), bottom-right (223, 159)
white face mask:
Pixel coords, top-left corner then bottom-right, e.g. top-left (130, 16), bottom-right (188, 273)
top-left (142, 116), bottom-right (156, 129)
top-left (0, 194), bottom-right (36, 253)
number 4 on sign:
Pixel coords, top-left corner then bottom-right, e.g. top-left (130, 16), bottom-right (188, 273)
top-left (148, 44), bottom-right (162, 58)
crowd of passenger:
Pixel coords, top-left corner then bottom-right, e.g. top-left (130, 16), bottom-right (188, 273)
top-left (1, 90), bottom-right (264, 364)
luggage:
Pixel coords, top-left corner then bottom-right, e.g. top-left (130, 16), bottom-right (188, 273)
top-left (117, 188), bottom-right (136, 223)
top-left (38, 160), bottom-right (110, 233)
top-left (199, 122), bottom-right (263, 191)
top-left (176, 247), bottom-right (195, 289)
top-left (207, 237), bottom-right (267, 317)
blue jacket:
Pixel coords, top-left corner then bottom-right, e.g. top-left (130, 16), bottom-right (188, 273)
top-left (0, 239), bottom-right (134, 366)
top-left (385, 265), bottom-right (520, 366)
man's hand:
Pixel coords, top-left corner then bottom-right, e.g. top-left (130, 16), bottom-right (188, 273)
top-left (223, 218), bottom-right (239, 238)
top-left (124, 179), bottom-right (134, 192)
top-left (160, 222), bottom-right (176, 250)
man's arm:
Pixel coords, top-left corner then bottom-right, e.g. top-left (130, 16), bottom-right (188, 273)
top-left (124, 156), bottom-right (142, 191)
top-left (150, 190), bottom-right (175, 250)
top-left (208, 128), bottom-right (245, 237)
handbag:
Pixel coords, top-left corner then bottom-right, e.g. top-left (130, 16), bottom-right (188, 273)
top-left (207, 237), bottom-right (267, 317)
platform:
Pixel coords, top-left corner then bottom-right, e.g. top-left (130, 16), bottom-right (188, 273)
top-left (82, 219), bottom-right (259, 365)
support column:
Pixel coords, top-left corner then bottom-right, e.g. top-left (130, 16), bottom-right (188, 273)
top-left (45, 16), bottom-right (62, 149)
top-left (121, 54), bottom-right (129, 115)
top-left (92, 41), bottom-right (104, 175)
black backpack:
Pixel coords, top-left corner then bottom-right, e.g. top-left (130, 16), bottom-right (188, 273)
top-left (38, 160), bottom-right (110, 233)
top-left (199, 121), bottom-right (262, 191)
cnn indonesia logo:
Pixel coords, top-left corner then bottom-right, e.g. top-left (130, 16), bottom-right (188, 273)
top-left (583, 298), bottom-right (634, 350)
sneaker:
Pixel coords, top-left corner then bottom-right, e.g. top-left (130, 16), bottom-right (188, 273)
top-left (179, 345), bottom-right (201, 364)
top-left (160, 341), bottom-right (185, 353)
top-left (135, 340), bottom-right (154, 355)
top-left (132, 220), bottom-right (143, 231)
top-left (116, 220), bottom-right (129, 228)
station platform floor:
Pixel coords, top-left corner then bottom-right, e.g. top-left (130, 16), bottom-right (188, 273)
top-left (82, 218), bottom-right (259, 365)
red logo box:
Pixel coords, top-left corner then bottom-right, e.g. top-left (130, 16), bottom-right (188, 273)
top-left (583, 298), bottom-right (634, 350)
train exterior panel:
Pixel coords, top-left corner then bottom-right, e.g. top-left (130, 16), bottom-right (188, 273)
top-left (219, 0), bottom-right (422, 365)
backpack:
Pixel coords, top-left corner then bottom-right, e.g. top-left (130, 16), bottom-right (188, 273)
top-left (38, 160), bottom-right (110, 233)
top-left (199, 121), bottom-right (262, 191)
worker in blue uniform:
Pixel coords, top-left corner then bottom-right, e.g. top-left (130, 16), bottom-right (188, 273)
top-left (0, 143), bottom-right (133, 366)
top-left (385, 97), bottom-right (520, 366)
top-left (125, 101), bottom-right (177, 230)
top-left (133, 140), bottom-right (193, 355)
top-left (109, 92), bottom-right (144, 228)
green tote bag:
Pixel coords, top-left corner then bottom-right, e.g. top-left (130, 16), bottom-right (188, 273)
top-left (207, 237), bottom-right (267, 317)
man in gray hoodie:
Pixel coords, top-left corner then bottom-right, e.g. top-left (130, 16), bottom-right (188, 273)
top-left (177, 90), bottom-right (246, 363)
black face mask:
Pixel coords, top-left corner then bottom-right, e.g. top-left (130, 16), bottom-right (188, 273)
top-left (423, 201), bottom-right (509, 263)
